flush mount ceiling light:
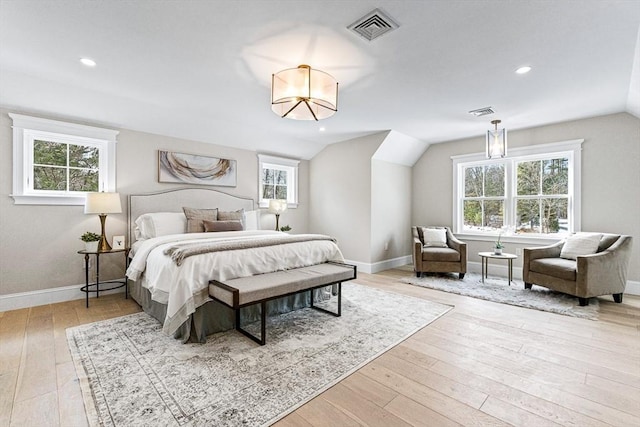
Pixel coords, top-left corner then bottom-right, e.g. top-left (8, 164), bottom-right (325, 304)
top-left (271, 65), bottom-right (338, 121)
top-left (486, 119), bottom-right (507, 159)
top-left (516, 65), bottom-right (532, 74)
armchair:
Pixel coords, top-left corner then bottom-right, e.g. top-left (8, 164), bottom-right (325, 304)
top-left (523, 233), bottom-right (633, 306)
top-left (412, 226), bottom-right (467, 279)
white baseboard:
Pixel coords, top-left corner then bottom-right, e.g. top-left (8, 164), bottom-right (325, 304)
top-left (1, 267), bottom-right (638, 312)
top-left (0, 279), bottom-right (127, 312)
top-left (625, 280), bottom-right (640, 296)
top-left (345, 255), bottom-right (413, 274)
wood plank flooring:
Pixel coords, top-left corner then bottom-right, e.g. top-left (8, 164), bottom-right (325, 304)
top-left (1, 267), bottom-right (638, 426)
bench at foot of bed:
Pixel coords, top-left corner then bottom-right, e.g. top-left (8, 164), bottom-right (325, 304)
top-left (209, 261), bottom-right (357, 345)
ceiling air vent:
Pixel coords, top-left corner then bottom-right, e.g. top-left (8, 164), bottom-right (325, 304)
top-left (468, 107), bottom-right (495, 117)
top-left (348, 8), bottom-right (399, 41)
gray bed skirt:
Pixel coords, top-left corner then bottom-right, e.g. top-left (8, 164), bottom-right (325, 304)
top-left (129, 279), bottom-right (333, 343)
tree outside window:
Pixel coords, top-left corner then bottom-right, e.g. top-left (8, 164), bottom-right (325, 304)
top-left (462, 164), bottom-right (505, 232)
top-left (261, 167), bottom-right (288, 200)
top-left (516, 158), bottom-right (569, 234)
top-left (257, 154), bottom-right (299, 208)
top-left (33, 140), bottom-right (100, 192)
top-left (10, 113), bottom-right (118, 205)
top-left (452, 140), bottom-right (581, 238)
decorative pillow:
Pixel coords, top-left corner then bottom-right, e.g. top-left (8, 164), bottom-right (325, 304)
top-left (560, 233), bottom-right (602, 260)
top-left (183, 207), bottom-right (218, 233)
top-left (218, 209), bottom-right (245, 228)
top-left (421, 227), bottom-right (448, 247)
top-left (243, 210), bottom-right (260, 231)
top-left (134, 212), bottom-right (187, 240)
top-left (203, 220), bottom-right (243, 232)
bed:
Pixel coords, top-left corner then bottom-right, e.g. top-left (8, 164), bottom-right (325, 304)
top-left (126, 188), bottom-right (344, 343)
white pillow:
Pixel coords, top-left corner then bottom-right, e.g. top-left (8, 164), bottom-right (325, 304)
top-left (421, 227), bottom-right (448, 247)
top-left (134, 212), bottom-right (187, 240)
top-left (243, 210), bottom-right (260, 231)
top-left (560, 233), bottom-right (602, 260)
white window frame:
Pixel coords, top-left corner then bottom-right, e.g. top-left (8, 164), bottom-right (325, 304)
top-left (10, 113), bottom-right (118, 206)
top-left (451, 139), bottom-right (583, 244)
top-left (258, 154), bottom-right (299, 209)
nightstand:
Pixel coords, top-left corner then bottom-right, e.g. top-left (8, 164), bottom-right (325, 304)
top-left (78, 248), bottom-right (130, 308)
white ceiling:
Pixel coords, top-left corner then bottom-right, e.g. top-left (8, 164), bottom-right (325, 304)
top-left (1, 0), bottom-right (639, 160)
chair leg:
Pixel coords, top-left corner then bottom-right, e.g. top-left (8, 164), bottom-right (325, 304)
top-left (578, 297), bottom-right (589, 306)
top-left (459, 273), bottom-right (465, 279)
top-left (524, 282), bottom-right (533, 290)
top-left (613, 293), bottom-right (623, 303)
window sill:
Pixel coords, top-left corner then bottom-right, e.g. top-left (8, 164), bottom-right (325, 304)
top-left (454, 232), bottom-right (564, 247)
top-left (11, 193), bottom-right (86, 206)
top-left (258, 201), bottom-right (298, 209)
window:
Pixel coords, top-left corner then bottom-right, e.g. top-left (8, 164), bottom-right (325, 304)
top-left (10, 114), bottom-right (118, 205)
top-left (258, 154), bottom-right (299, 208)
top-left (452, 139), bottom-right (582, 239)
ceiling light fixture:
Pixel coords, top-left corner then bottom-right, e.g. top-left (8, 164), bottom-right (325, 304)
top-left (516, 66), bottom-right (532, 74)
top-left (80, 58), bottom-right (96, 67)
top-left (271, 65), bottom-right (338, 121)
top-left (486, 119), bottom-right (507, 159)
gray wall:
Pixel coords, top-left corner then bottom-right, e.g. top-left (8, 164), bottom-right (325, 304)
top-left (371, 159), bottom-right (412, 263)
top-left (412, 112), bottom-right (640, 281)
top-left (309, 133), bottom-right (383, 263)
top-left (2, 108), bottom-right (638, 300)
top-left (0, 109), bottom-right (309, 296)
top-left (309, 134), bottom-right (412, 268)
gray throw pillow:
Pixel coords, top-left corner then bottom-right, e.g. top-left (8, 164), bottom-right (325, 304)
top-left (203, 220), bottom-right (243, 232)
top-left (183, 207), bottom-right (218, 233)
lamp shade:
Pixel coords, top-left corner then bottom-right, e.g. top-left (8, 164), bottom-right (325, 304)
top-left (271, 65), bottom-right (338, 121)
top-left (268, 199), bottom-right (288, 215)
top-left (486, 120), bottom-right (507, 159)
top-left (84, 192), bottom-right (122, 214)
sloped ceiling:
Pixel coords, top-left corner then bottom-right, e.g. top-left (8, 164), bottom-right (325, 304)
top-left (1, 0), bottom-right (639, 161)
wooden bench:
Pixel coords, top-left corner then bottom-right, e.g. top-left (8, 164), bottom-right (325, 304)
top-left (209, 261), bottom-right (357, 345)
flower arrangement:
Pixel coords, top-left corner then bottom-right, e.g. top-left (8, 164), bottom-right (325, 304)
top-left (279, 225), bottom-right (292, 232)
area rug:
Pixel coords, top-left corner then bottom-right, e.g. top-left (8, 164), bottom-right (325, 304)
top-left (401, 272), bottom-right (598, 320)
top-left (67, 283), bottom-right (452, 427)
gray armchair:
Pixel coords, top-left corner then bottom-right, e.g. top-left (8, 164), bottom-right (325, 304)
top-left (523, 233), bottom-right (633, 306)
top-left (412, 226), bottom-right (467, 279)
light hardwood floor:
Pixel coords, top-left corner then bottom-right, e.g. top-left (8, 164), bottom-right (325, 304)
top-left (2, 268), bottom-right (639, 426)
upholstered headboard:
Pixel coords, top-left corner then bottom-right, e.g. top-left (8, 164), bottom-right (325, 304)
top-left (128, 188), bottom-right (255, 245)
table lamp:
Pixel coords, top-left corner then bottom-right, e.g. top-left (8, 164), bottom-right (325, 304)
top-left (84, 192), bottom-right (122, 252)
top-left (268, 199), bottom-right (287, 231)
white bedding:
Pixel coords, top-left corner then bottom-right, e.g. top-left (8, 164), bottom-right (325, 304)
top-left (126, 230), bottom-right (345, 336)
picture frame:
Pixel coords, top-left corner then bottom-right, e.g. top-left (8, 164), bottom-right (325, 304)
top-left (158, 150), bottom-right (237, 187)
top-left (112, 235), bottom-right (125, 250)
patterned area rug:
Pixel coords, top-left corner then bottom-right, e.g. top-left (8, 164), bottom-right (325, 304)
top-left (401, 272), bottom-right (599, 319)
top-left (66, 283), bottom-right (452, 427)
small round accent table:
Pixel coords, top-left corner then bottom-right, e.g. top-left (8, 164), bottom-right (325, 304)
top-left (478, 252), bottom-right (518, 286)
top-left (77, 248), bottom-right (130, 308)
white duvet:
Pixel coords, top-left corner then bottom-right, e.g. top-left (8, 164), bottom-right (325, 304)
top-left (126, 230), bottom-right (344, 336)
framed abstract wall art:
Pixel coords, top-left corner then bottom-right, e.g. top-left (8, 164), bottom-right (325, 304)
top-left (158, 151), bottom-right (237, 187)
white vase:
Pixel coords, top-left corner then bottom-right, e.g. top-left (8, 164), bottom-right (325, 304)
top-left (85, 241), bottom-right (99, 252)
top-left (494, 247), bottom-right (503, 255)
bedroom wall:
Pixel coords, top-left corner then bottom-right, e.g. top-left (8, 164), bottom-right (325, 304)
top-left (371, 159), bottom-right (412, 264)
top-left (309, 133), bottom-right (384, 265)
top-left (0, 108), bottom-right (310, 298)
top-left (309, 133), bottom-right (412, 271)
top-left (412, 112), bottom-right (640, 282)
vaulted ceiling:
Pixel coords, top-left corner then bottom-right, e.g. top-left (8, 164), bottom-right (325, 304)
top-left (1, 0), bottom-right (639, 160)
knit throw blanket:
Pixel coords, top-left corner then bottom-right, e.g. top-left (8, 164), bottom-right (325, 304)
top-left (164, 233), bottom-right (337, 266)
